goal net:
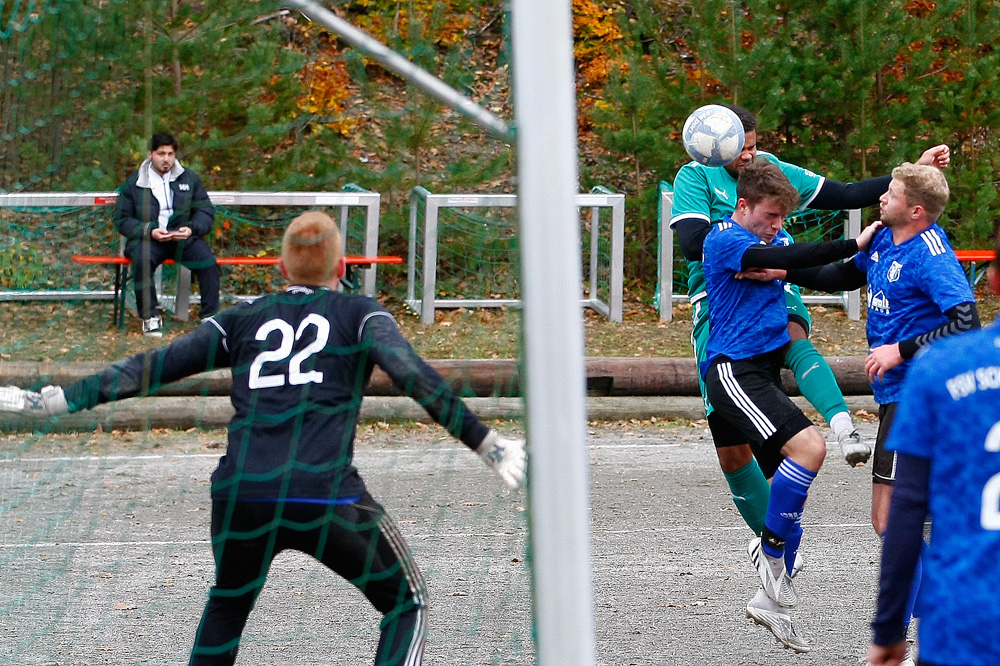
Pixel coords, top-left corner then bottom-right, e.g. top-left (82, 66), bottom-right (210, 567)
top-left (0, 2), bottom-right (542, 664)
top-left (407, 186), bottom-right (625, 323)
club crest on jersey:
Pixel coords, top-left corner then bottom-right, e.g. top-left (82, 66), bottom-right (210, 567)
top-left (868, 287), bottom-right (890, 314)
top-left (887, 260), bottom-right (903, 283)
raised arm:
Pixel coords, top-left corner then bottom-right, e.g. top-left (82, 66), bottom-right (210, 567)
top-left (740, 239), bottom-right (860, 271)
top-left (64, 322), bottom-right (230, 411)
top-left (810, 175), bottom-right (892, 210)
top-left (811, 145), bottom-right (950, 211)
top-left (741, 220), bottom-right (879, 272)
top-left (784, 261), bottom-right (867, 292)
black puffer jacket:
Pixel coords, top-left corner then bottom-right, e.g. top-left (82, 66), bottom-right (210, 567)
top-left (114, 159), bottom-right (215, 240)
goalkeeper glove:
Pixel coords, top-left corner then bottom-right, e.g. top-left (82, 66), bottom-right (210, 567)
top-left (0, 385), bottom-right (69, 417)
top-left (476, 429), bottom-right (526, 489)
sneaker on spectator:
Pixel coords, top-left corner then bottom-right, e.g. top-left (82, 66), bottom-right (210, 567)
top-left (749, 537), bottom-right (798, 608)
top-left (746, 587), bottom-right (811, 653)
top-left (142, 315), bottom-right (163, 338)
top-left (838, 429), bottom-right (872, 467)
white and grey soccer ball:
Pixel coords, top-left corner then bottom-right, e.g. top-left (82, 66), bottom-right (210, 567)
top-left (681, 104), bottom-right (746, 167)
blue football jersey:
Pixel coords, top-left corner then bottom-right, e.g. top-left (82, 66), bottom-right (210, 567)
top-left (852, 224), bottom-right (974, 403)
top-left (886, 322), bottom-right (1000, 666)
top-left (702, 218), bottom-right (790, 370)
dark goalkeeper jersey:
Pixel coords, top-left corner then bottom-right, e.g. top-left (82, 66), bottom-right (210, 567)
top-left (63, 286), bottom-right (490, 501)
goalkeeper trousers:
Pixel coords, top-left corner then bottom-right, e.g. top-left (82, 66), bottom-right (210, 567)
top-left (190, 493), bottom-right (427, 666)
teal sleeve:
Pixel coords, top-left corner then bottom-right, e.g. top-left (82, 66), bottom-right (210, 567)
top-left (669, 162), bottom-right (712, 225)
top-left (760, 152), bottom-right (824, 208)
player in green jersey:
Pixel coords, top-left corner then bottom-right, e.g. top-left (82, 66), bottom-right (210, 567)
top-left (670, 104), bottom-right (950, 538)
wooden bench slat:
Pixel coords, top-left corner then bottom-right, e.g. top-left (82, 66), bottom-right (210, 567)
top-left (954, 250), bottom-right (996, 262)
top-left (71, 254), bottom-right (402, 329)
top-left (953, 249), bottom-right (995, 288)
top-left (72, 255), bottom-right (402, 266)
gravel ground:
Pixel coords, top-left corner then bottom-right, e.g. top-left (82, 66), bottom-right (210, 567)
top-left (2, 419), bottom-right (889, 666)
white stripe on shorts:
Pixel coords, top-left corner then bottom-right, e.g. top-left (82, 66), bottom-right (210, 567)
top-left (717, 361), bottom-right (777, 440)
top-left (379, 513), bottom-right (427, 666)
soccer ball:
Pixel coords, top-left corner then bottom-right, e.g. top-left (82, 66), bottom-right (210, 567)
top-left (681, 105), bottom-right (746, 167)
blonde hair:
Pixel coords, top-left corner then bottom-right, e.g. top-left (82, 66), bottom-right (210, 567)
top-left (281, 211), bottom-right (343, 285)
top-left (891, 162), bottom-right (950, 222)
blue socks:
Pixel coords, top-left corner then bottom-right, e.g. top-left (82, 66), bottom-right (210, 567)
top-left (761, 458), bottom-right (816, 560)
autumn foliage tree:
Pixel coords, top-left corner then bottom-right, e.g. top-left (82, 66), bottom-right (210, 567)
top-left (592, 0), bottom-right (1000, 286)
top-left (3, 0), bottom-right (999, 292)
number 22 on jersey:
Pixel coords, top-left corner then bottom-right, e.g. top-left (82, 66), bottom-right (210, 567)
top-left (982, 421), bottom-right (1000, 530)
top-left (248, 314), bottom-right (330, 389)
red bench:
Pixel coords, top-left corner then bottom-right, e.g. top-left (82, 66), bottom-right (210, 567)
top-left (954, 249), bottom-right (996, 287)
top-left (72, 254), bottom-right (402, 329)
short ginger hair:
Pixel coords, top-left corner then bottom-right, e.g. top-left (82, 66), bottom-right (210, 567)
top-left (281, 211), bottom-right (343, 285)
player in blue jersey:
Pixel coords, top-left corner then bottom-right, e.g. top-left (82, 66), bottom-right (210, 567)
top-left (866, 224), bottom-right (1000, 666)
top-left (780, 164), bottom-right (978, 531)
top-left (763, 163), bottom-right (978, 663)
top-left (701, 160), bottom-right (881, 652)
top-left (671, 103), bottom-right (951, 541)
top-left (0, 211), bottom-right (526, 666)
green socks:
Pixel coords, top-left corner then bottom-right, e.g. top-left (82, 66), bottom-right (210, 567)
top-left (784, 338), bottom-right (849, 427)
top-left (724, 458), bottom-right (771, 535)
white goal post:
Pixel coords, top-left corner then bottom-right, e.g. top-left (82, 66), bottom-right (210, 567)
top-left (284, 1), bottom-right (599, 663)
top-left (406, 187), bottom-right (625, 324)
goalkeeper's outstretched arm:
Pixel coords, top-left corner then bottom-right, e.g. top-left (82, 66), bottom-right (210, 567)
top-left (361, 310), bottom-right (526, 489)
top-left (0, 322), bottom-right (229, 416)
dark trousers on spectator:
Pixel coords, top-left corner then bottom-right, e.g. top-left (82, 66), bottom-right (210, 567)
top-left (125, 237), bottom-right (220, 319)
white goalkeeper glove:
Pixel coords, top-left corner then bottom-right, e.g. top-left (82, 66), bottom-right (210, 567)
top-left (476, 429), bottom-right (526, 489)
top-left (0, 385), bottom-right (69, 417)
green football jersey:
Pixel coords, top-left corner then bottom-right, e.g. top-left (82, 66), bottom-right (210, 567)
top-left (670, 151), bottom-right (824, 298)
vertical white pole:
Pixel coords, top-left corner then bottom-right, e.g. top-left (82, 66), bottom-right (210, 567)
top-left (510, 1), bottom-right (597, 664)
top-left (421, 198), bottom-right (440, 324)
top-left (659, 189), bottom-right (675, 322)
top-left (609, 197), bottom-right (625, 322)
top-left (847, 208), bottom-right (862, 320)
top-left (362, 198), bottom-right (380, 295)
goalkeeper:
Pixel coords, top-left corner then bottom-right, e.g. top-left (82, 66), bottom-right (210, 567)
top-left (0, 210), bottom-right (526, 666)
